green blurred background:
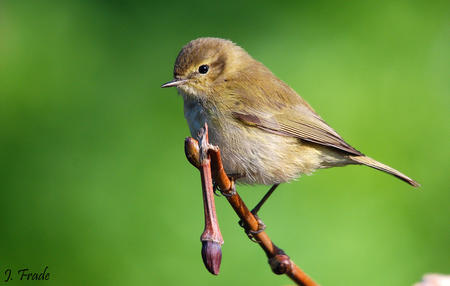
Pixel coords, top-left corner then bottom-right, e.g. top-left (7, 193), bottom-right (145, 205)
top-left (1, 1), bottom-right (449, 285)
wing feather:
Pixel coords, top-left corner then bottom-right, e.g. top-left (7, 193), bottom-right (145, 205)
top-left (233, 110), bottom-right (363, 156)
top-left (226, 64), bottom-right (363, 156)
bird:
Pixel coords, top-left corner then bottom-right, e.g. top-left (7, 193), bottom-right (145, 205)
top-left (161, 37), bottom-right (419, 222)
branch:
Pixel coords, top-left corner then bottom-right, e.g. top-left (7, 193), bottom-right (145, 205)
top-left (184, 123), bottom-right (319, 286)
top-left (186, 126), bottom-right (223, 275)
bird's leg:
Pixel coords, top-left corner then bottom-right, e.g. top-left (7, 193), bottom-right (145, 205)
top-left (239, 184), bottom-right (280, 242)
top-left (251, 184), bottom-right (280, 216)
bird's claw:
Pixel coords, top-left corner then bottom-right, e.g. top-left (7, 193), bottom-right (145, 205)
top-left (238, 212), bottom-right (266, 243)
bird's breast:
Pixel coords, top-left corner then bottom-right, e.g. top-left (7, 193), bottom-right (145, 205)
top-left (183, 97), bottom-right (208, 138)
top-left (181, 94), bottom-right (340, 185)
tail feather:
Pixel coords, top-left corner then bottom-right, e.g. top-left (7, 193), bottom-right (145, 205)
top-left (349, 156), bottom-right (420, 187)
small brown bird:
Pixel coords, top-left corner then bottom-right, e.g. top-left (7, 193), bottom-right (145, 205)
top-left (162, 37), bottom-right (419, 214)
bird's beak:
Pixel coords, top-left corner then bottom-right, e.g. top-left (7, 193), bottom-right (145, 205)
top-left (161, 78), bottom-right (188, 88)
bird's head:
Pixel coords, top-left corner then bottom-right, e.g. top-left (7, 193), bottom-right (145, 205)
top-left (161, 37), bottom-right (252, 99)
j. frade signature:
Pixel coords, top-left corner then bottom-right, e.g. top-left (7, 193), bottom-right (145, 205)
top-left (3, 266), bottom-right (50, 282)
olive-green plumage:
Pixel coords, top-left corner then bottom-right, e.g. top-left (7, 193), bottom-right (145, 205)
top-left (162, 37), bottom-right (419, 187)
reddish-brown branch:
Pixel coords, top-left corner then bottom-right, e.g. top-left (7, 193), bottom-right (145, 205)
top-left (184, 123), bottom-right (319, 286)
top-left (186, 128), bottom-right (224, 275)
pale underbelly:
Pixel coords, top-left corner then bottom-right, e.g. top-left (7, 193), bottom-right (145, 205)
top-left (183, 99), bottom-right (348, 185)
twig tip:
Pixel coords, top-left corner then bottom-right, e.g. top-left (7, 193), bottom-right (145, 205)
top-left (201, 240), bottom-right (222, 275)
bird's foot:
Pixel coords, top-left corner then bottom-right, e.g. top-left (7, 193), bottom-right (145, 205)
top-left (238, 212), bottom-right (266, 243)
top-left (214, 173), bottom-right (243, 197)
top-left (219, 180), bottom-right (236, 197)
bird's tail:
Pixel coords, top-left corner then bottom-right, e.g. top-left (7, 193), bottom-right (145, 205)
top-left (349, 155), bottom-right (420, 187)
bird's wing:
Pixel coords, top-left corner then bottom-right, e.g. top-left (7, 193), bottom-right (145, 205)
top-left (232, 107), bottom-right (363, 156)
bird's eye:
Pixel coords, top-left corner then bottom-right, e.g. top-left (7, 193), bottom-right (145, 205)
top-left (198, 65), bottom-right (209, 74)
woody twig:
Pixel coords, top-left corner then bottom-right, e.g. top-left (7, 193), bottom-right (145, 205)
top-left (184, 123), bottom-right (319, 286)
top-left (186, 126), bottom-right (224, 275)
